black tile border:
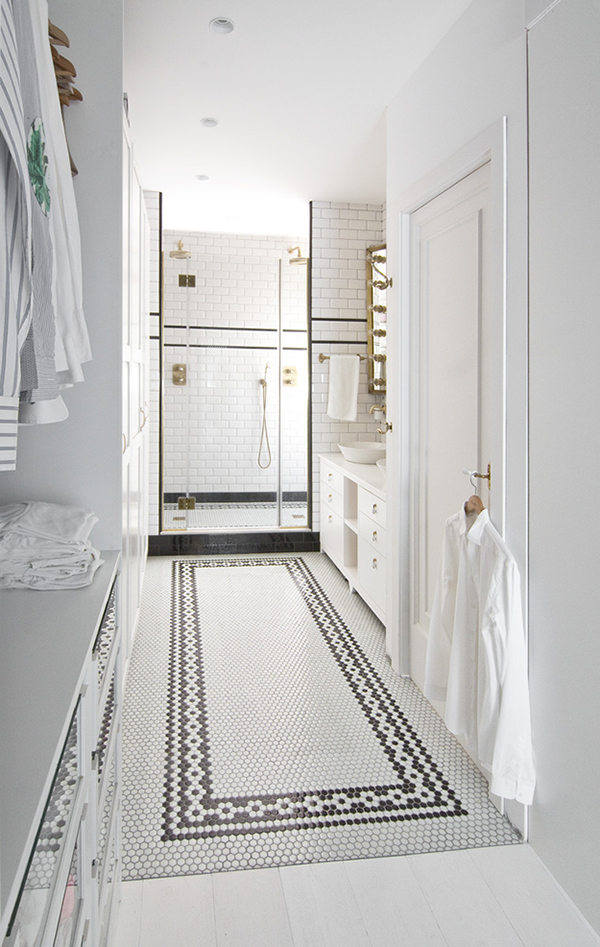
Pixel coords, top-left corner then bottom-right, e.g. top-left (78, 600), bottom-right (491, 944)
top-left (149, 532), bottom-right (321, 556)
top-left (162, 557), bottom-right (467, 842)
top-left (163, 491), bottom-right (307, 504)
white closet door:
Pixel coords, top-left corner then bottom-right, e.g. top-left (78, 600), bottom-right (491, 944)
top-left (409, 161), bottom-right (501, 668)
top-left (122, 119), bottom-right (149, 662)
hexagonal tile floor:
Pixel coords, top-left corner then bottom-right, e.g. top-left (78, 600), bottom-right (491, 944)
top-left (121, 553), bottom-right (520, 880)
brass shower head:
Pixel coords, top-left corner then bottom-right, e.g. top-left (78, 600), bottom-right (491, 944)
top-left (169, 239), bottom-right (192, 259)
top-left (288, 246), bottom-right (309, 264)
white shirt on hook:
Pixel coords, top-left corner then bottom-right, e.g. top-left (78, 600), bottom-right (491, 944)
top-left (424, 506), bottom-right (536, 805)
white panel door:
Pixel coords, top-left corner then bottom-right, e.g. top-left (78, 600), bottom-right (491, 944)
top-left (409, 162), bottom-right (498, 653)
top-left (122, 120), bottom-right (149, 663)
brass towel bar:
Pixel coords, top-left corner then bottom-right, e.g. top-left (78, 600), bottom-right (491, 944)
top-left (318, 353), bottom-right (386, 363)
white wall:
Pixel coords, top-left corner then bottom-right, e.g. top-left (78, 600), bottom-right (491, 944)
top-left (528, 0), bottom-right (600, 932)
top-left (0, 0), bottom-right (124, 551)
top-left (386, 0), bottom-right (599, 933)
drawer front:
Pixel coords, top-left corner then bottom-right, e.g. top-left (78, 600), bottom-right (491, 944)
top-left (320, 506), bottom-right (344, 562)
top-left (320, 461), bottom-right (344, 495)
top-left (358, 539), bottom-right (387, 612)
top-left (358, 487), bottom-right (386, 527)
top-left (358, 512), bottom-right (387, 557)
top-left (321, 482), bottom-right (343, 519)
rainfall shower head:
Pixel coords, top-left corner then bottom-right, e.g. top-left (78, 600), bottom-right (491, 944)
top-left (169, 239), bottom-right (192, 259)
top-left (288, 246), bottom-right (309, 265)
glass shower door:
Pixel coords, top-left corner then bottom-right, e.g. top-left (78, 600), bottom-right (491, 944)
top-left (160, 235), bottom-right (309, 532)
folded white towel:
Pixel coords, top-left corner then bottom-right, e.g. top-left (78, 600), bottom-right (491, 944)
top-left (0, 535), bottom-right (103, 589)
top-left (0, 501), bottom-right (103, 590)
top-left (0, 501), bottom-right (98, 543)
top-left (326, 355), bottom-right (360, 421)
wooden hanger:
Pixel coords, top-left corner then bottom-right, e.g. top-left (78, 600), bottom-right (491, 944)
top-left (51, 46), bottom-right (77, 78)
top-left (48, 20), bottom-right (69, 46)
top-left (464, 495), bottom-right (484, 515)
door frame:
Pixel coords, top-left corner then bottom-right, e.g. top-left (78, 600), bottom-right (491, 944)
top-left (386, 118), bottom-right (508, 677)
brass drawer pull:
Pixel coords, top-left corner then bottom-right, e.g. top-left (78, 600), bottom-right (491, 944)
top-left (372, 558), bottom-right (378, 569)
top-left (372, 503), bottom-right (378, 515)
top-left (372, 531), bottom-right (378, 542)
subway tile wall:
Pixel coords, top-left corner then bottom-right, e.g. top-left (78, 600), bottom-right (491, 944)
top-left (144, 200), bottom-right (385, 536)
top-left (161, 230), bottom-right (309, 502)
top-left (310, 202), bottom-right (386, 530)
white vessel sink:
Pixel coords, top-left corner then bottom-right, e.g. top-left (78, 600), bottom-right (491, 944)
top-left (338, 441), bottom-right (386, 465)
top-left (376, 457), bottom-right (386, 480)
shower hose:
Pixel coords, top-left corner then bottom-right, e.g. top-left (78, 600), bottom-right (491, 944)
top-left (257, 376), bottom-right (272, 469)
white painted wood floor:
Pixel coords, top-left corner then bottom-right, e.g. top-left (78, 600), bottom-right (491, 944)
top-left (114, 843), bottom-right (600, 947)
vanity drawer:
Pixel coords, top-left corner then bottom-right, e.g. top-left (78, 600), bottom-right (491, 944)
top-left (321, 482), bottom-right (343, 519)
top-left (358, 539), bottom-right (387, 612)
top-left (358, 487), bottom-right (386, 527)
top-left (320, 506), bottom-right (344, 562)
top-left (358, 512), bottom-right (387, 557)
top-left (321, 461), bottom-right (344, 495)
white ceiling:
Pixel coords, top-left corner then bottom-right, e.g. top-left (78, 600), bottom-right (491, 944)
top-left (124, 0), bottom-right (472, 236)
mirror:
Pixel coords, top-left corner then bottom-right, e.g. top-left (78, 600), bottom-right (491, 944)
top-left (366, 244), bottom-right (389, 394)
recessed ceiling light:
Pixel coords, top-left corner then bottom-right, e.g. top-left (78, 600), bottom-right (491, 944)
top-left (196, 174), bottom-right (210, 181)
top-left (209, 17), bottom-right (234, 34)
top-left (200, 117), bottom-right (219, 128)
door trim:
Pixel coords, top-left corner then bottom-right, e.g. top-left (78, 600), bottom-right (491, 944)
top-left (386, 118), bottom-right (508, 677)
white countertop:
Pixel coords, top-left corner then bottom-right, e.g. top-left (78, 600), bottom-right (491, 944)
top-left (319, 452), bottom-right (386, 500)
top-left (0, 551), bottom-right (120, 927)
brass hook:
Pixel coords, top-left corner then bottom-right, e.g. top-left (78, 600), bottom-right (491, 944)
top-left (472, 464), bottom-right (492, 490)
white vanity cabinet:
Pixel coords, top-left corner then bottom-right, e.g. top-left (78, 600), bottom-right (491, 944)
top-left (319, 454), bottom-right (387, 624)
top-left (0, 552), bottom-right (122, 947)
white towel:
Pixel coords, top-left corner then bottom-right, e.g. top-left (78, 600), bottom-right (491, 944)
top-left (0, 501), bottom-right (97, 543)
top-left (326, 355), bottom-right (360, 421)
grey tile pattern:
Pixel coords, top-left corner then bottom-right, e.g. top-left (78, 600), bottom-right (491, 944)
top-left (121, 554), bottom-right (520, 880)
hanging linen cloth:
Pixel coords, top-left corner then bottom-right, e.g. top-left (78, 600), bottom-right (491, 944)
top-left (29, 0), bottom-right (90, 389)
top-left (13, 0), bottom-right (62, 415)
top-left (0, 0), bottom-right (33, 470)
top-left (424, 506), bottom-right (536, 805)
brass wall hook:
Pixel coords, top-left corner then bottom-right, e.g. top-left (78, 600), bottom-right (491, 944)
top-left (472, 464), bottom-right (492, 489)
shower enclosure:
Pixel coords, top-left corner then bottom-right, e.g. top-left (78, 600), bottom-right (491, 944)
top-left (160, 232), bottom-right (310, 532)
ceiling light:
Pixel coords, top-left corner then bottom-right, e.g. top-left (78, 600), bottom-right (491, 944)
top-left (200, 117), bottom-right (219, 128)
top-left (209, 17), bottom-right (234, 34)
top-left (196, 174), bottom-right (210, 181)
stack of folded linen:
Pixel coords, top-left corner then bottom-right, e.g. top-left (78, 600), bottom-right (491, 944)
top-left (0, 502), bottom-right (103, 590)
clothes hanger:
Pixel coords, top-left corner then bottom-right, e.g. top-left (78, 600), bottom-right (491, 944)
top-left (464, 494), bottom-right (484, 515)
top-left (48, 20), bottom-right (70, 47)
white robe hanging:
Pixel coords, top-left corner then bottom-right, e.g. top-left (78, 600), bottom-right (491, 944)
top-left (0, 0), bottom-right (33, 470)
top-left (425, 507), bottom-right (536, 805)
